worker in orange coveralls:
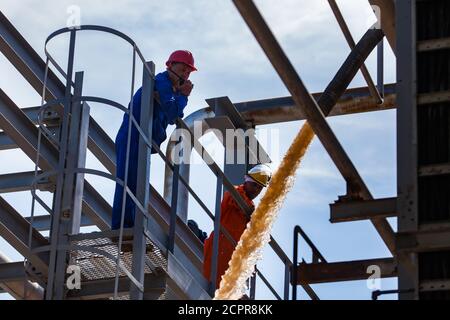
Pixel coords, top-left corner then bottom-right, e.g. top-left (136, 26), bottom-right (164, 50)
top-left (203, 164), bottom-right (272, 289)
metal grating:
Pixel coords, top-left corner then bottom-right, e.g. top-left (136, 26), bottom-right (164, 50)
top-left (71, 235), bottom-right (167, 282)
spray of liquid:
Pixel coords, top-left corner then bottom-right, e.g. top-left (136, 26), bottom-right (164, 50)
top-left (214, 122), bottom-right (315, 300)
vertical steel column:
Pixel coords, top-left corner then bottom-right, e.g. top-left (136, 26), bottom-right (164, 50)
top-left (292, 226), bottom-right (299, 300)
top-left (168, 164), bottom-right (180, 254)
top-left (53, 71), bottom-right (85, 299)
top-left (71, 98), bottom-right (90, 235)
top-left (209, 175), bottom-right (223, 295)
top-left (63, 71), bottom-right (88, 235)
top-left (130, 61), bottom-right (155, 300)
top-left (283, 263), bottom-right (290, 300)
top-left (377, 39), bottom-right (385, 98)
top-left (249, 272), bottom-right (256, 299)
top-left (46, 30), bottom-right (76, 300)
top-left (396, 0), bottom-right (419, 300)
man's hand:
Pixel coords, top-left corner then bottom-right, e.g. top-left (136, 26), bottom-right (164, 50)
top-left (179, 80), bottom-right (194, 96)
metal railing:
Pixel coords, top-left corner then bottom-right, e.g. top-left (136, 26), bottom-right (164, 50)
top-left (292, 225), bottom-right (325, 300)
top-left (29, 25), bottom-right (157, 300)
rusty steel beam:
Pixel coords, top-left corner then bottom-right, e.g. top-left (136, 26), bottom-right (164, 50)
top-left (233, 0), bottom-right (396, 254)
top-left (328, 0), bottom-right (382, 104)
top-left (296, 258), bottom-right (397, 285)
top-left (235, 83), bottom-right (395, 125)
top-left (0, 196), bottom-right (49, 275)
top-left (368, 0), bottom-right (396, 53)
top-left (0, 252), bottom-right (44, 300)
top-left (330, 197), bottom-right (397, 223)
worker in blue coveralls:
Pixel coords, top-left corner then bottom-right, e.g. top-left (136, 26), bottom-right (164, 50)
top-left (112, 50), bottom-right (197, 231)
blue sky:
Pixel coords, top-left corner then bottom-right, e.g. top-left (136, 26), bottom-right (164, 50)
top-left (0, 0), bottom-right (397, 300)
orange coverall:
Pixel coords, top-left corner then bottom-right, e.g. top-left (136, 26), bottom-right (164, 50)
top-left (203, 184), bottom-right (255, 288)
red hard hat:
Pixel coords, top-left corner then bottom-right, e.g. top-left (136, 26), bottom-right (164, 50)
top-left (165, 50), bottom-right (197, 71)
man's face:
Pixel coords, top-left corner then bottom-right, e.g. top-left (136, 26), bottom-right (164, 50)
top-left (243, 181), bottom-right (264, 200)
top-left (170, 62), bottom-right (193, 81)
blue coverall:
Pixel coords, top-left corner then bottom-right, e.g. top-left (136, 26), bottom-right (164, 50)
top-left (111, 70), bottom-right (188, 230)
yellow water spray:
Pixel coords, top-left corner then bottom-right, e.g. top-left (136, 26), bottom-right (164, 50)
top-left (214, 121), bottom-right (315, 300)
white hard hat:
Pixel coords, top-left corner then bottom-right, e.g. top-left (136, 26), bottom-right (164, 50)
top-left (246, 164), bottom-right (272, 187)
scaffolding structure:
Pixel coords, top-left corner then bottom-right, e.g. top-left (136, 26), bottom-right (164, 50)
top-left (0, 0), bottom-right (448, 300)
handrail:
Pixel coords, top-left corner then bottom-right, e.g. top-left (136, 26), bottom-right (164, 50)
top-left (292, 225), bottom-right (324, 300)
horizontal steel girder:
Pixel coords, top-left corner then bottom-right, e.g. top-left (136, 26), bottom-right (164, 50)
top-left (295, 258), bottom-right (397, 285)
top-left (330, 197), bottom-right (397, 223)
top-left (0, 196), bottom-right (49, 274)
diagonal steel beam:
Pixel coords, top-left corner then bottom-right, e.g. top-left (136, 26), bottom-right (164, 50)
top-left (0, 171), bottom-right (52, 193)
top-left (328, 0), bottom-right (382, 104)
top-left (0, 251), bottom-right (44, 299)
top-left (0, 11), bottom-right (116, 175)
top-left (0, 89), bottom-right (111, 231)
top-left (0, 196), bottom-right (49, 274)
top-left (233, 0), bottom-right (395, 254)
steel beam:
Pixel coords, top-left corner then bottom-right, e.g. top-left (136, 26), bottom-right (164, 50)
top-left (417, 37), bottom-right (450, 52)
top-left (0, 90), bottom-right (112, 231)
top-left (233, 83), bottom-right (395, 126)
top-left (0, 89), bottom-right (58, 170)
top-left (166, 252), bottom-right (211, 300)
top-left (66, 273), bottom-right (166, 300)
top-left (0, 262), bottom-right (26, 282)
top-left (0, 251), bottom-right (43, 300)
top-left (0, 11), bottom-right (116, 175)
top-left (233, 0), bottom-right (396, 254)
top-left (0, 171), bottom-right (52, 193)
top-left (330, 197), bottom-right (397, 223)
top-left (368, 0), bottom-right (396, 53)
top-left (328, 0), bottom-right (382, 103)
top-left (418, 163), bottom-right (450, 177)
top-left (397, 227), bottom-right (450, 253)
top-left (0, 196), bottom-right (49, 274)
top-left (25, 214), bottom-right (93, 231)
top-left (295, 258), bottom-right (397, 285)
